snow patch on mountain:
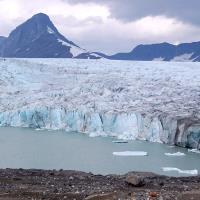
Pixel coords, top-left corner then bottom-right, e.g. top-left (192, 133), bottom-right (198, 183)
top-left (57, 39), bottom-right (86, 57)
top-left (47, 26), bottom-right (55, 34)
top-left (172, 53), bottom-right (194, 62)
top-left (89, 53), bottom-right (102, 58)
top-left (153, 57), bottom-right (164, 61)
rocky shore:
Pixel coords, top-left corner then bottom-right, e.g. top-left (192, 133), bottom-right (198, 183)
top-left (0, 169), bottom-right (199, 200)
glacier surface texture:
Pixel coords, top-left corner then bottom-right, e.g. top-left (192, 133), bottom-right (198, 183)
top-left (0, 58), bottom-right (200, 149)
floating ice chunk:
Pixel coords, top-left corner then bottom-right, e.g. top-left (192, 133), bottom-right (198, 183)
top-left (164, 152), bottom-right (185, 156)
top-left (88, 131), bottom-right (107, 138)
top-left (113, 151), bottom-right (148, 156)
top-left (35, 128), bottom-right (43, 131)
top-left (167, 146), bottom-right (175, 148)
top-left (162, 167), bottom-right (198, 175)
top-left (112, 140), bottom-right (128, 144)
top-left (188, 149), bottom-right (200, 154)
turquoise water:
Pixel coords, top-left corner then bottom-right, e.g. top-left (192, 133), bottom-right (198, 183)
top-left (0, 127), bottom-right (199, 176)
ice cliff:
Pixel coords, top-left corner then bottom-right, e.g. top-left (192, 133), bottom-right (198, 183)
top-left (0, 58), bottom-right (200, 149)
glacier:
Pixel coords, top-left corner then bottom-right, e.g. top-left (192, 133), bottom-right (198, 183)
top-left (0, 58), bottom-right (200, 149)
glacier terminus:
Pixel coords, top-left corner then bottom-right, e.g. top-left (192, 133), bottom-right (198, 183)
top-left (0, 58), bottom-right (200, 149)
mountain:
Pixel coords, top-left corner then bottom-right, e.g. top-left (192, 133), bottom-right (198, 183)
top-left (109, 42), bottom-right (200, 62)
top-left (0, 36), bottom-right (6, 45)
top-left (0, 13), bottom-right (100, 58)
top-left (0, 13), bottom-right (199, 61)
top-left (0, 36), bottom-right (6, 55)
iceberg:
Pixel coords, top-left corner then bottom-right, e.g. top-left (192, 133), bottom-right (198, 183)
top-left (112, 140), bottom-right (128, 144)
top-left (188, 149), bottom-right (200, 154)
top-left (113, 151), bottom-right (148, 156)
top-left (162, 167), bottom-right (198, 175)
top-left (164, 152), bottom-right (185, 156)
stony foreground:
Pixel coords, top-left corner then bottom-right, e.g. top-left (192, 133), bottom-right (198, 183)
top-left (0, 169), bottom-right (199, 200)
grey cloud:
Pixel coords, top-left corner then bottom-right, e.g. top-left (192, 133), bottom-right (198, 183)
top-left (0, 0), bottom-right (199, 54)
top-left (66, 0), bottom-right (200, 25)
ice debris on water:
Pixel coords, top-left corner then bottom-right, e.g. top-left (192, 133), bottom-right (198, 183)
top-left (162, 167), bottom-right (198, 175)
top-left (112, 140), bottom-right (128, 144)
top-left (164, 152), bottom-right (185, 156)
top-left (188, 149), bottom-right (200, 154)
top-left (113, 151), bottom-right (148, 156)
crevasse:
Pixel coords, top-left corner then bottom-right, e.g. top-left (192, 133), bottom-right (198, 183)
top-left (0, 107), bottom-right (199, 149)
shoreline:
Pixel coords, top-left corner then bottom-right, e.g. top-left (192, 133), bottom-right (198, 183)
top-left (1, 124), bottom-right (200, 151)
top-left (0, 168), bottom-right (199, 199)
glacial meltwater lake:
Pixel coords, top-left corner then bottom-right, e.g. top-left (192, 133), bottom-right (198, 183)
top-left (0, 127), bottom-right (199, 177)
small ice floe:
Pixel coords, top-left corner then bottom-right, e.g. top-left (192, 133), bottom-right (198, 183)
top-left (162, 167), bottom-right (198, 175)
top-left (188, 149), bottom-right (200, 154)
top-left (35, 128), bottom-right (43, 131)
top-left (88, 131), bottom-right (107, 138)
top-left (113, 151), bottom-right (148, 156)
top-left (112, 140), bottom-right (128, 144)
top-left (164, 152), bottom-right (185, 156)
top-left (167, 145), bottom-right (175, 148)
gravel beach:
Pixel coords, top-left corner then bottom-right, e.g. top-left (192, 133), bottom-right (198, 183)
top-left (0, 169), bottom-right (199, 200)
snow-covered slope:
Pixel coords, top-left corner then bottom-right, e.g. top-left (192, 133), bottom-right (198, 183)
top-left (0, 58), bottom-right (200, 149)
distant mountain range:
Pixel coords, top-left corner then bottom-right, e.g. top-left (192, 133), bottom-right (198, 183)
top-left (109, 42), bottom-right (200, 62)
top-left (0, 13), bottom-right (199, 62)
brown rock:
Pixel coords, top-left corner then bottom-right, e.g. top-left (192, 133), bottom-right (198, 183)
top-left (85, 192), bottom-right (117, 200)
top-left (149, 191), bottom-right (158, 198)
top-left (125, 174), bottom-right (145, 187)
top-left (177, 190), bottom-right (200, 200)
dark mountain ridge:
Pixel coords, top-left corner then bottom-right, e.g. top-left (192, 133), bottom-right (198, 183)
top-left (0, 13), bottom-right (199, 61)
top-left (0, 13), bottom-right (93, 58)
top-left (109, 42), bottom-right (200, 62)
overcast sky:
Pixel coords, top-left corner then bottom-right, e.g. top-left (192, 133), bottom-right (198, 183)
top-left (0, 0), bottom-right (199, 54)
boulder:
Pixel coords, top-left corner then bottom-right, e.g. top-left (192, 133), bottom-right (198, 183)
top-left (125, 174), bottom-right (145, 187)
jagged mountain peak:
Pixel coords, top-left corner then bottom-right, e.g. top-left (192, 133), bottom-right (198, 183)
top-left (9, 13), bottom-right (59, 43)
top-left (26, 12), bottom-right (52, 25)
top-left (31, 12), bottom-right (50, 20)
top-left (1, 13), bottom-right (93, 58)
